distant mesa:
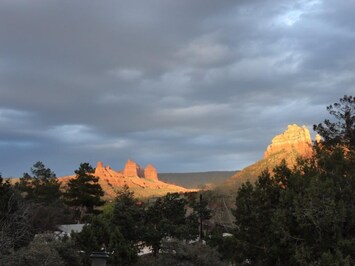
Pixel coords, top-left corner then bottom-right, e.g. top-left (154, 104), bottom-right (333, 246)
top-left (60, 159), bottom-right (193, 199)
top-left (226, 124), bottom-right (315, 186)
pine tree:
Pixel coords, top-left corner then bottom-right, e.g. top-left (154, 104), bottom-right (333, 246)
top-left (314, 95), bottom-right (354, 149)
top-left (64, 163), bottom-right (104, 221)
top-left (112, 185), bottom-right (144, 244)
top-left (17, 161), bottom-right (61, 204)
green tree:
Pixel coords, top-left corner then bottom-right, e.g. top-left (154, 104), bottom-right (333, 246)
top-left (17, 161), bottom-right (61, 204)
top-left (108, 227), bottom-right (137, 265)
top-left (64, 163), bottom-right (104, 221)
top-left (73, 190), bottom-right (139, 265)
top-left (233, 169), bottom-right (285, 265)
top-left (72, 215), bottom-right (111, 265)
top-left (16, 162), bottom-right (75, 232)
top-left (112, 185), bottom-right (144, 242)
top-left (186, 192), bottom-right (212, 240)
top-left (144, 193), bottom-right (200, 255)
top-left (313, 95), bottom-right (355, 183)
top-left (314, 95), bottom-right (354, 149)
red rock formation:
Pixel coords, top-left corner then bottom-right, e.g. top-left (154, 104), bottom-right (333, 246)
top-left (60, 160), bottom-right (194, 199)
top-left (226, 124), bottom-right (315, 187)
top-left (144, 164), bottom-right (158, 180)
top-left (264, 124), bottom-right (313, 158)
top-left (123, 159), bottom-right (144, 178)
top-left (95, 161), bottom-right (106, 176)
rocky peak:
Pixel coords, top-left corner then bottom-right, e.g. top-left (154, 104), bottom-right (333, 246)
top-left (95, 161), bottom-right (105, 175)
top-left (144, 164), bottom-right (158, 180)
top-left (263, 124), bottom-right (313, 158)
top-left (123, 159), bottom-right (144, 178)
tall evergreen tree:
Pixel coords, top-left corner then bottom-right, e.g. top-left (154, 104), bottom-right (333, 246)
top-left (17, 161), bottom-right (61, 204)
top-left (190, 193), bottom-right (212, 240)
top-left (144, 193), bottom-right (201, 255)
top-left (314, 95), bottom-right (354, 149)
top-left (15, 162), bottom-right (74, 232)
top-left (64, 163), bottom-right (104, 221)
top-left (112, 186), bottom-right (144, 247)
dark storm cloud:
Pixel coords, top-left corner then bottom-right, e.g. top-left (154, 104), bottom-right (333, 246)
top-left (0, 0), bottom-right (354, 176)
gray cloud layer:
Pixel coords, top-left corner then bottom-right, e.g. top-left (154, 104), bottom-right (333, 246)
top-left (0, 0), bottom-right (354, 176)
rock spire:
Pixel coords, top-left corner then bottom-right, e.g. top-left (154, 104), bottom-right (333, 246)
top-left (144, 164), bottom-right (158, 180)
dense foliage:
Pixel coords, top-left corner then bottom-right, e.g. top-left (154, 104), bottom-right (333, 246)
top-left (0, 162), bottom-right (105, 264)
top-left (73, 187), bottom-right (210, 265)
top-left (2, 163), bottom-right (213, 265)
top-left (0, 234), bottom-right (81, 266)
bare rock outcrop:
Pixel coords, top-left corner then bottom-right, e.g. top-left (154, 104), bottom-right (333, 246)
top-left (94, 161), bottom-right (106, 176)
top-left (264, 124), bottom-right (312, 158)
top-left (226, 124), bottom-right (316, 187)
top-left (123, 159), bottom-right (144, 178)
top-left (144, 164), bottom-right (158, 180)
top-left (60, 159), bottom-right (194, 199)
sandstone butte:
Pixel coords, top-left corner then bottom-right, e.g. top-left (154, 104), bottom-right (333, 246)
top-left (226, 124), bottom-right (320, 186)
top-left (263, 124), bottom-right (313, 158)
top-left (59, 160), bottom-right (195, 199)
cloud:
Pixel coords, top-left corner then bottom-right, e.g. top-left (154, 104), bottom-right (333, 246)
top-left (177, 34), bottom-right (234, 67)
top-left (46, 124), bottom-right (102, 143)
top-left (0, 0), bottom-right (354, 177)
top-left (108, 68), bottom-right (143, 81)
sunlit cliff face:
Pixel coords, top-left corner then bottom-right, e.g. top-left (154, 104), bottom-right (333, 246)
top-left (263, 124), bottom-right (313, 159)
top-left (226, 124), bottom-right (318, 186)
top-left (60, 160), bottom-right (194, 199)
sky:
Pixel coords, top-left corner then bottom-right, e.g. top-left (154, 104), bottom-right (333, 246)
top-left (0, 0), bottom-right (354, 177)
